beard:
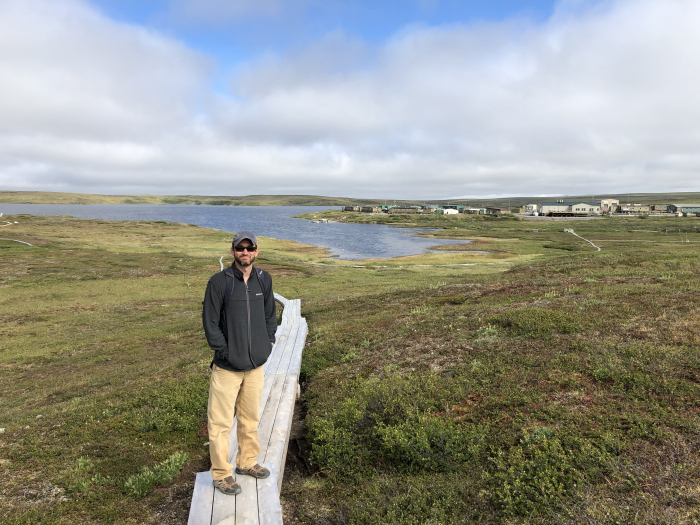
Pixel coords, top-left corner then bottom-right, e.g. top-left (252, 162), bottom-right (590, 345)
top-left (234, 252), bottom-right (256, 267)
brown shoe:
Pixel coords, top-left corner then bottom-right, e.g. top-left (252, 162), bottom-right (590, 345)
top-left (235, 463), bottom-right (270, 479)
top-left (213, 476), bottom-right (242, 495)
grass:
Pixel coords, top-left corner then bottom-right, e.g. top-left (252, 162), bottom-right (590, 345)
top-left (2, 212), bottom-right (700, 523)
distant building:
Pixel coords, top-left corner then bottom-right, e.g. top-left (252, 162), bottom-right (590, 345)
top-left (524, 204), bottom-right (539, 214)
top-left (571, 202), bottom-right (602, 214)
top-left (538, 201), bottom-right (601, 216)
top-left (342, 206), bottom-right (360, 212)
top-left (619, 203), bottom-right (651, 213)
top-left (485, 207), bottom-right (508, 216)
top-left (388, 206), bottom-right (422, 214)
top-left (539, 202), bottom-right (573, 215)
top-left (667, 204), bottom-right (700, 215)
top-left (443, 208), bottom-right (459, 215)
top-left (360, 206), bottom-right (382, 213)
top-left (600, 199), bottom-right (619, 213)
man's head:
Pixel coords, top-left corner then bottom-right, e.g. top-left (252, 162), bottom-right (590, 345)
top-left (231, 231), bottom-right (259, 268)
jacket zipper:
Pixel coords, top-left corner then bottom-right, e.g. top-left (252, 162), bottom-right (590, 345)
top-left (245, 281), bottom-right (255, 368)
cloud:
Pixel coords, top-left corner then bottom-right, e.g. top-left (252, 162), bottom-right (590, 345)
top-left (1, 0), bottom-right (700, 198)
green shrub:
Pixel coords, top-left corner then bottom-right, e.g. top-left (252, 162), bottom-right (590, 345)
top-left (430, 294), bottom-right (466, 305)
top-left (123, 452), bottom-right (188, 497)
top-left (377, 416), bottom-right (486, 472)
top-left (307, 374), bottom-right (469, 477)
top-left (484, 428), bottom-right (616, 517)
top-left (488, 308), bottom-right (580, 338)
top-left (132, 375), bottom-right (208, 433)
top-left (343, 473), bottom-right (479, 524)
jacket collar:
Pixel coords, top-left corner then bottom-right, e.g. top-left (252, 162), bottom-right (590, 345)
top-left (230, 263), bottom-right (255, 280)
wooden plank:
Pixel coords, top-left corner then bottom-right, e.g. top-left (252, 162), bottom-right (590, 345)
top-left (264, 320), bottom-right (293, 376)
top-left (271, 319), bottom-right (295, 374)
top-left (290, 323), bottom-right (307, 376)
top-left (277, 329), bottom-right (301, 377)
top-left (274, 317), bottom-right (299, 376)
top-left (273, 378), bottom-right (298, 493)
top-left (256, 375), bottom-right (286, 465)
top-left (188, 471), bottom-right (215, 525)
top-left (285, 322), bottom-right (307, 377)
top-left (263, 376), bottom-right (298, 491)
top-left (273, 293), bottom-right (288, 307)
top-left (234, 473), bottom-right (259, 524)
top-left (211, 479), bottom-right (237, 525)
top-left (257, 463), bottom-right (283, 525)
top-left (269, 321), bottom-right (296, 377)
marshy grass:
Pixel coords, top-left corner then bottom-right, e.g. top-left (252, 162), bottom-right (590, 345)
top-left (2, 213), bottom-right (700, 523)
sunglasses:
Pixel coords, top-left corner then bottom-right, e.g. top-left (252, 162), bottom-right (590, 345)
top-left (234, 245), bottom-right (257, 252)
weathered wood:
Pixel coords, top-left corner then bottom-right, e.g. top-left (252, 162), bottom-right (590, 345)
top-left (188, 471), bottom-right (215, 525)
top-left (265, 317), bottom-right (293, 375)
top-left (210, 478), bottom-right (237, 525)
top-left (214, 515), bottom-right (235, 525)
top-left (286, 322), bottom-right (307, 377)
top-left (256, 375), bottom-right (286, 465)
top-left (257, 463), bottom-right (283, 525)
top-left (275, 317), bottom-right (299, 376)
top-left (235, 473), bottom-right (259, 524)
top-left (263, 376), bottom-right (298, 492)
top-left (273, 293), bottom-right (288, 307)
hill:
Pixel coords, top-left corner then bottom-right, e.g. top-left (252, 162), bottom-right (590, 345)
top-left (3, 190), bottom-right (700, 208)
top-left (0, 191), bottom-right (413, 207)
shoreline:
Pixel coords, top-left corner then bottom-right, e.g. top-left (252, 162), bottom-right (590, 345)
top-left (0, 208), bottom-right (486, 262)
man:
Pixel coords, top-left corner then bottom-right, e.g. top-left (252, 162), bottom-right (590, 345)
top-left (202, 231), bottom-right (277, 495)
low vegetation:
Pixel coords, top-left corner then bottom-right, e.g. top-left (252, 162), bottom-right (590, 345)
top-left (1, 212), bottom-right (699, 523)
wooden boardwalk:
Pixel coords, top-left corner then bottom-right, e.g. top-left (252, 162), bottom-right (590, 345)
top-left (188, 293), bottom-right (307, 525)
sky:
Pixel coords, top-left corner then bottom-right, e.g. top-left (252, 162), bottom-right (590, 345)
top-left (1, 0), bottom-right (699, 200)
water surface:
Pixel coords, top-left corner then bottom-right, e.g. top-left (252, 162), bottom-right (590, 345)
top-left (1, 204), bottom-right (472, 260)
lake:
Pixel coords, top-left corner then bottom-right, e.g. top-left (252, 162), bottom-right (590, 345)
top-left (0, 204), bottom-right (474, 260)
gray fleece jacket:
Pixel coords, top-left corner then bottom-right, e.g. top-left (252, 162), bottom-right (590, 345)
top-left (202, 265), bottom-right (277, 372)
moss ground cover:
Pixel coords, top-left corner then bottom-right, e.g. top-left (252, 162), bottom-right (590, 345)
top-left (1, 213), bottom-right (700, 523)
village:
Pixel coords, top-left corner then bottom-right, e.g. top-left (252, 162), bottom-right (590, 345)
top-left (342, 199), bottom-right (700, 217)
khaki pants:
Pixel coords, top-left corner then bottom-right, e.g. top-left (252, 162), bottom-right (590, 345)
top-left (208, 364), bottom-right (265, 481)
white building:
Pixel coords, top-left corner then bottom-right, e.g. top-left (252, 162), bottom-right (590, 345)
top-left (538, 201), bottom-right (601, 216)
top-left (600, 199), bottom-right (619, 213)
